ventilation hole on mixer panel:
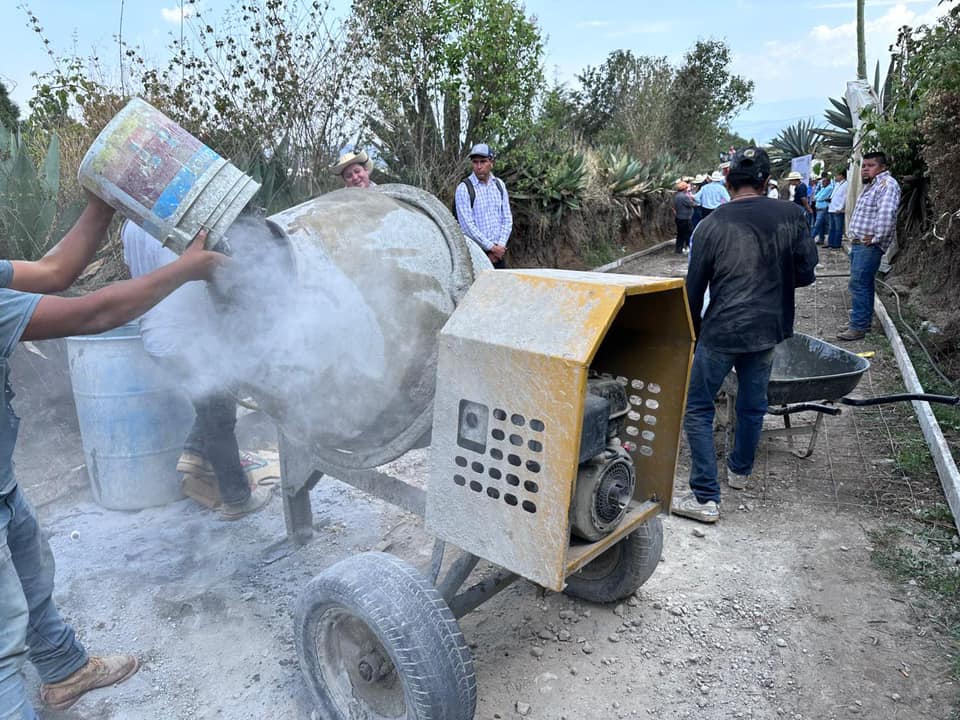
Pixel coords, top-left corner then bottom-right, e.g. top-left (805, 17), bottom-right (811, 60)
top-left (641, 430), bottom-right (655, 441)
top-left (622, 441), bottom-right (636, 452)
top-left (508, 454), bottom-right (521, 466)
top-left (528, 439), bottom-right (542, 452)
top-left (523, 480), bottom-right (539, 493)
top-left (511, 413), bottom-right (525, 427)
top-left (506, 474), bottom-right (520, 487)
top-left (492, 429), bottom-right (505, 441)
top-left (486, 487), bottom-right (500, 499)
top-left (493, 409), bottom-right (507, 421)
top-left (639, 445), bottom-right (654, 456)
top-left (644, 415), bottom-right (657, 425)
top-left (490, 448), bottom-right (503, 460)
top-left (471, 461), bottom-right (484, 473)
top-left (469, 480), bottom-right (483, 492)
top-left (629, 395), bottom-right (643, 406)
top-left (489, 467), bottom-right (502, 480)
top-left (455, 456), bottom-right (467, 467)
top-left (522, 500), bottom-right (537, 513)
top-left (626, 425), bottom-right (639, 437)
top-left (631, 379), bottom-right (645, 390)
top-left (646, 399), bottom-right (659, 410)
top-left (627, 410), bottom-right (641, 421)
top-left (525, 460), bottom-right (541, 473)
top-left (530, 419), bottom-right (545, 432)
top-left (647, 383), bottom-right (661, 394)
top-left (454, 475), bottom-right (466, 486)
top-left (509, 434), bottom-right (523, 446)
top-left (504, 493), bottom-right (518, 506)
top-left (616, 376), bottom-right (628, 385)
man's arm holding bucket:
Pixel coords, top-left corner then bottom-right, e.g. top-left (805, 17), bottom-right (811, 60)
top-left (9, 194), bottom-right (115, 294)
top-left (21, 230), bottom-right (226, 341)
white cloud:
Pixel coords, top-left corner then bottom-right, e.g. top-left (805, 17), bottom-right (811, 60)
top-left (731, 2), bottom-right (955, 105)
top-left (160, 5), bottom-right (196, 24)
top-left (575, 20), bottom-right (611, 29)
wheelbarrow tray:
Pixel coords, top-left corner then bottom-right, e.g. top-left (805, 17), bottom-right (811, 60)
top-left (722, 332), bottom-right (870, 405)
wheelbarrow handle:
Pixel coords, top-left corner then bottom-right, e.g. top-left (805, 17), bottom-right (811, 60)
top-left (767, 403), bottom-right (843, 416)
top-left (839, 393), bottom-right (960, 407)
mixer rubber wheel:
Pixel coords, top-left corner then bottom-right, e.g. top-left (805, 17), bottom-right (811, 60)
top-left (563, 516), bottom-right (663, 603)
top-left (295, 552), bottom-right (476, 720)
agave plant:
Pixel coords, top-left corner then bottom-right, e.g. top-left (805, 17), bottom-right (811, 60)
top-left (768, 119), bottom-right (824, 174)
top-left (600, 148), bottom-right (680, 219)
top-left (0, 126), bottom-right (66, 260)
top-left (815, 60), bottom-right (895, 161)
top-left (511, 152), bottom-right (589, 224)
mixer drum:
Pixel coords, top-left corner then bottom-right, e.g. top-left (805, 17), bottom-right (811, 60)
top-left (219, 184), bottom-right (490, 472)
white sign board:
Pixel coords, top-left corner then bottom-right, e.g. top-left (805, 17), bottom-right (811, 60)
top-left (791, 155), bottom-right (813, 186)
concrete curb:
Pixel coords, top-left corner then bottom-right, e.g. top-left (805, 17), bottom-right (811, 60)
top-left (874, 294), bottom-right (960, 532)
top-left (593, 240), bottom-right (674, 273)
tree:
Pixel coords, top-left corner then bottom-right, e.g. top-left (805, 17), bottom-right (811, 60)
top-left (665, 40), bottom-right (754, 167)
top-left (350, 0), bottom-right (544, 194)
top-left (0, 81), bottom-right (19, 132)
top-left (571, 50), bottom-right (674, 153)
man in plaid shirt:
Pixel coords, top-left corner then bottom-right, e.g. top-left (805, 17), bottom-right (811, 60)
top-left (454, 143), bottom-right (513, 268)
top-left (837, 152), bottom-right (901, 341)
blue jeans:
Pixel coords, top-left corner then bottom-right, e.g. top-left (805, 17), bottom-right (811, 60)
top-left (848, 244), bottom-right (883, 332)
top-left (683, 345), bottom-right (774, 503)
top-left (811, 207), bottom-right (829, 243)
top-left (1, 486), bottom-right (87, 720)
top-left (827, 212), bottom-right (844, 248)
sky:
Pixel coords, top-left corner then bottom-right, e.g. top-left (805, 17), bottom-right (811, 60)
top-left (2, 0), bottom-right (956, 143)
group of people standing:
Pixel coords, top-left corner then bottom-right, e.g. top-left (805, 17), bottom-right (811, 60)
top-left (672, 147), bottom-right (902, 524)
top-left (673, 171), bottom-right (731, 254)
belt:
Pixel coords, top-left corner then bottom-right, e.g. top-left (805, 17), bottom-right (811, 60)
top-left (849, 237), bottom-right (880, 247)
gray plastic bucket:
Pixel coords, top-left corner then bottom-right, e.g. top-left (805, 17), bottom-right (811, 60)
top-left (66, 324), bottom-right (194, 510)
top-left (77, 97), bottom-right (260, 253)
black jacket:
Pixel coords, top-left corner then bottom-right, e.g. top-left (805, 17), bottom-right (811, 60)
top-left (686, 196), bottom-right (818, 353)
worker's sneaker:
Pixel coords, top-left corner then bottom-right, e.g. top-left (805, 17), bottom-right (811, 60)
top-left (40, 655), bottom-right (139, 711)
top-left (727, 471), bottom-right (749, 490)
top-left (176, 451), bottom-right (214, 477)
top-left (836, 327), bottom-right (867, 341)
top-left (671, 493), bottom-right (720, 523)
top-left (220, 485), bottom-right (274, 521)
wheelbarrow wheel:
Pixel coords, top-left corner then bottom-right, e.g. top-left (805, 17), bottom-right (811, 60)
top-left (295, 551), bottom-right (477, 720)
top-left (563, 516), bottom-right (663, 604)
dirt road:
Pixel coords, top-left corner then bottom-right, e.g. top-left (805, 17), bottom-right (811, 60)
top-left (19, 246), bottom-right (959, 719)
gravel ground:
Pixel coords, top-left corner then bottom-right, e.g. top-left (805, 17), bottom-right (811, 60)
top-left (12, 243), bottom-right (959, 719)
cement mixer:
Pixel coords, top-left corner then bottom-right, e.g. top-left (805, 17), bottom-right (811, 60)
top-left (78, 99), bottom-right (696, 720)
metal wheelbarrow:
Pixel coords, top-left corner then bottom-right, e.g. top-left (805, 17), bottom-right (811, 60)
top-left (719, 332), bottom-right (959, 461)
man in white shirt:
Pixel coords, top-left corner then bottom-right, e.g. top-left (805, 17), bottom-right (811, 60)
top-left (827, 169), bottom-right (849, 249)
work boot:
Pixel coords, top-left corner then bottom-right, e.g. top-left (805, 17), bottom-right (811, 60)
top-left (220, 485), bottom-right (274, 521)
top-left (727, 471), bottom-right (749, 490)
top-left (40, 655), bottom-right (140, 711)
top-left (836, 327), bottom-right (867, 341)
top-left (671, 492), bottom-right (720, 523)
top-left (176, 450), bottom-right (215, 477)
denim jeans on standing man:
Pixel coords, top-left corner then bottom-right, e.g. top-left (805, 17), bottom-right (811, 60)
top-left (827, 212), bottom-right (844, 249)
top-left (848, 243), bottom-right (884, 332)
top-left (811, 207), bottom-right (829, 244)
top-left (683, 344), bottom-right (775, 504)
top-left (1, 486), bottom-right (88, 720)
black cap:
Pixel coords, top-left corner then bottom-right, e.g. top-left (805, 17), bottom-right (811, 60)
top-left (729, 147), bottom-right (771, 181)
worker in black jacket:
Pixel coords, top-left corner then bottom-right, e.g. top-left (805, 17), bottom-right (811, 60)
top-left (674, 147), bottom-right (818, 523)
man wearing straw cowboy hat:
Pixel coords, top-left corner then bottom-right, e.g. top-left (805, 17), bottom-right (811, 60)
top-left (0, 195), bottom-right (225, 716)
top-left (332, 150), bottom-right (376, 189)
top-left (693, 170), bottom-right (730, 219)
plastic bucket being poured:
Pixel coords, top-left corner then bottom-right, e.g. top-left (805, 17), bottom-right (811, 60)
top-left (78, 97), bottom-right (260, 252)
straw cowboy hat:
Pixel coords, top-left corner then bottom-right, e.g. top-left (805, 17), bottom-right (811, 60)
top-left (786, 171), bottom-right (803, 181)
top-left (710, 170), bottom-right (724, 182)
top-left (332, 150), bottom-right (373, 176)
top-left (693, 173), bottom-right (707, 184)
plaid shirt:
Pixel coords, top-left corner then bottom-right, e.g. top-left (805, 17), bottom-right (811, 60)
top-left (454, 173), bottom-right (513, 251)
top-left (847, 170), bottom-right (901, 252)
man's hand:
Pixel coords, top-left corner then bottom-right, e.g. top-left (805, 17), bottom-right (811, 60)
top-left (173, 229), bottom-right (229, 281)
top-left (490, 244), bottom-right (506, 261)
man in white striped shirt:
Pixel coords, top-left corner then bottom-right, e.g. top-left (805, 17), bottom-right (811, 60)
top-left (454, 143), bottom-right (513, 268)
